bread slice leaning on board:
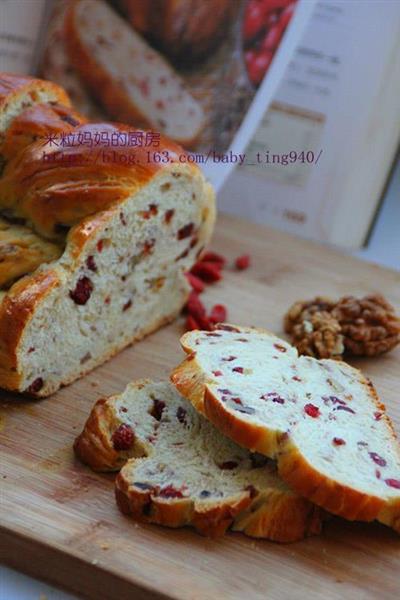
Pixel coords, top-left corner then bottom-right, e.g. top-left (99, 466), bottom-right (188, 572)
top-left (64, 0), bottom-right (205, 147)
top-left (75, 379), bottom-right (323, 541)
top-left (0, 73), bottom-right (215, 397)
top-left (171, 324), bottom-right (400, 533)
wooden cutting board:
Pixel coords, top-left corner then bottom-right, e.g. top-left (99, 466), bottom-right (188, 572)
top-left (1, 213), bottom-right (399, 600)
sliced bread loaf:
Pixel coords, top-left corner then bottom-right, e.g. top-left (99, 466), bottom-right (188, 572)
top-left (75, 379), bottom-right (323, 541)
top-left (64, 0), bottom-right (205, 147)
top-left (171, 324), bottom-right (400, 533)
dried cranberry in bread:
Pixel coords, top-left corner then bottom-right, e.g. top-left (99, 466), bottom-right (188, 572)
top-left (64, 0), bottom-right (205, 147)
top-left (75, 379), bottom-right (322, 541)
top-left (171, 324), bottom-right (400, 533)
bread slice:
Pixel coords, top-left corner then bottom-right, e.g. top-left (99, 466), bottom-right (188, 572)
top-left (40, 0), bottom-right (105, 119)
top-left (0, 100), bottom-right (215, 395)
top-left (75, 379), bottom-right (323, 541)
top-left (0, 217), bottom-right (62, 289)
top-left (171, 324), bottom-right (400, 533)
top-left (64, 0), bottom-right (205, 147)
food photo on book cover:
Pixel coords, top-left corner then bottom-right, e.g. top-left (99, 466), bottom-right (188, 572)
top-left (0, 1), bottom-right (399, 600)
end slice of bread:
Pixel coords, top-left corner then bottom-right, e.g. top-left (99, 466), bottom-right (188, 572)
top-left (64, 0), bottom-right (205, 147)
top-left (170, 324), bottom-right (400, 533)
top-left (75, 380), bottom-right (323, 541)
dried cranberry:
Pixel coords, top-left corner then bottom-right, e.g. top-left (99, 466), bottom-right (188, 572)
top-left (69, 276), bottom-right (93, 305)
top-left (235, 254), bottom-right (250, 270)
top-left (206, 332), bottom-right (222, 337)
top-left (260, 393), bottom-right (285, 404)
top-left (122, 299), bottom-right (132, 311)
top-left (304, 404), bottom-right (320, 418)
top-left (292, 376), bottom-right (302, 382)
top-left (222, 355), bottom-right (237, 362)
top-left (176, 407), bottom-right (187, 424)
top-left (219, 461), bottom-right (238, 470)
top-left (374, 412), bottom-right (383, 421)
top-left (333, 437), bottom-right (346, 446)
top-left (26, 377), bottom-right (44, 394)
top-left (212, 370), bottom-right (223, 376)
top-left (191, 261), bottom-right (222, 283)
top-left (143, 239), bottom-right (156, 254)
top-left (185, 272), bottom-right (205, 293)
top-left (186, 352), bottom-right (196, 361)
top-left (369, 452), bottom-right (386, 467)
top-left (159, 485), bottom-right (184, 498)
top-left (385, 479), bottom-right (400, 489)
top-left (96, 239), bottom-right (104, 252)
top-left (273, 343), bottom-right (287, 353)
top-left (245, 484), bottom-right (258, 498)
top-left (151, 398), bottom-right (166, 421)
top-left (119, 212), bottom-right (127, 226)
top-left (112, 424), bottom-right (134, 451)
top-left (201, 251), bottom-right (226, 267)
top-left (177, 223), bottom-right (194, 240)
top-left (164, 209), bottom-right (175, 224)
top-left (232, 367), bottom-right (244, 374)
top-left (86, 255), bottom-right (97, 272)
top-left (216, 324), bottom-right (240, 332)
top-left (209, 304), bottom-right (227, 324)
top-left (141, 204), bottom-right (158, 219)
top-left (231, 397), bottom-right (243, 405)
top-left (218, 389), bottom-right (232, 395)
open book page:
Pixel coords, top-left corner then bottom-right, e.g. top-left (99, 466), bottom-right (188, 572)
top-left (33, 0), bottom-right (314, 188)
top-left (220, 0), bottom-right (400, 248)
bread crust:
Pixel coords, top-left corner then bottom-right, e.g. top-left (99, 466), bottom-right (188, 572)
top-left (76, 379), bottom-right (324, 541)
top-left (170, 325), bottom-right (400, 533)
top-left (0, 73), bottom-right (70, 114)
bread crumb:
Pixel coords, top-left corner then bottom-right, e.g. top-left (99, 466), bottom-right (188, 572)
top-left (91, 558), bottom-right (98, 565)
top-left (100, 543), bottom-right (109, 550)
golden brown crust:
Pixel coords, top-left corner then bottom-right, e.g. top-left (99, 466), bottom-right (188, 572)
top-left (0, 73), bottom-right (70, 115)
top-left (0, 121), bottom-right (195, 238)
top-left (0, 270), bottom-right (60, 391)
top-left (115, 465), bottom-right (323, 541)
top-left (170, 327), bottom-right (400, 532)
top-left (1, 102), bottom-right (86, 161)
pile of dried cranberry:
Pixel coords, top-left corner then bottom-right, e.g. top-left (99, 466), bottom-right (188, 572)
top-left (243, 0), bottom-right (297, 87)
top-left (183, 252), bottom-right (251, 331)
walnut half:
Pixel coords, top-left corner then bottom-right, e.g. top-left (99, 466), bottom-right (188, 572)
top-left (332, 294), bottom-right (400, 357)
top-left (284, 294), bottom-right (400, 359)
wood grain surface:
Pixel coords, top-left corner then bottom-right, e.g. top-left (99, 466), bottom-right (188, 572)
top-left (1, 213), bottom-right (399, 600)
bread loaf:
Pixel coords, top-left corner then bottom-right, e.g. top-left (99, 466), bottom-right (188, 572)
top-left (75, 379), bottom-right (323, 541)
top-left (0, 74), bottom-right (215, 397)
top-left (171, 324), bottom-right (400, 533)
top-left (64, 0), bottom-right (205, 147)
